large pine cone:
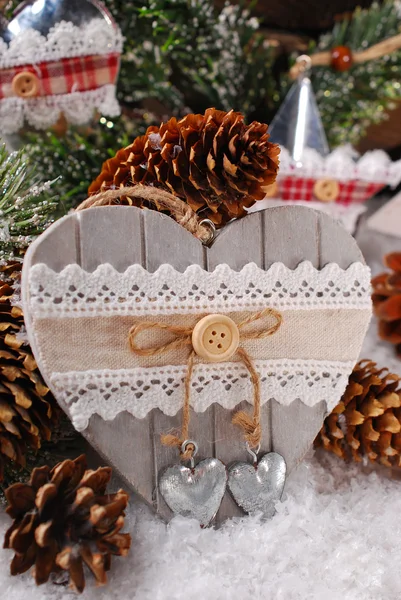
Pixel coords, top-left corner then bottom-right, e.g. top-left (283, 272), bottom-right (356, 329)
top-left (89, 108), bottom-right (280, 226)
top-left (4, 454), bottom-right (131, 593)
top-left (0, 262), bottom-right (58, 479)
top-left (315, 360), bottom-right (401, 467)
top-left (372, 252), bottom-right (401, 357)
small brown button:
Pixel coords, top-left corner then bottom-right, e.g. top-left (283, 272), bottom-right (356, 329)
top-left (12, 71), bottom-right (39, 98)
top-left (313, 178), bottom-right (340, 203)
top-left (192, 314), bottom-right (240, 362)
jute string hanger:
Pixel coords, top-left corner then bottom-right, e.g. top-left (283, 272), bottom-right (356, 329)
top-left (78, 185), bottom-right (283, 458)
top-left (128, 308), bottom-right (283, 460)
top-left (76, 185), bottom-right (215, 245)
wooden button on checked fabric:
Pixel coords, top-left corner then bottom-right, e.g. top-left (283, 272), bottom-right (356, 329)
top-left (12, 72), bottom-right (39, 98)
top-left (313, 178), bottom-right (340, 202)
top-left (192, 314), bottom-right (240, 362)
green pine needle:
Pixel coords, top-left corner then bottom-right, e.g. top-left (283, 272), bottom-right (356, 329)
top-left (5, 0), bottom-right (401, 207)
top-left (0, 143), bottom-right (57, 261)
top-left (311, 0), bottom-right (401, 147)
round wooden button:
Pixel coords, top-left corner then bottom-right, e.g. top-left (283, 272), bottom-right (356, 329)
top-left (313, 179), bottom-right (340, 203)
top-left (12, 71), bottom-right (39, 98)
top-left (192, 314), bottom-right (240, 362)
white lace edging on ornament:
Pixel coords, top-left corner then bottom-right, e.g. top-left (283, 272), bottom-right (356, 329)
top-left (279, 145), bottom-right (401, 187)
top-left (28, 261), bottom-right (372, 319)
top-left (51, 359), bottom-right (353, 431)
top-left (0, 19), bottom-right (123, 69)
top-left (0, 85), bottom-right (120, 134)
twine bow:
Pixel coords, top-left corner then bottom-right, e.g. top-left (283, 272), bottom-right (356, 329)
top-left (128, 308), bottom-right (282, 460)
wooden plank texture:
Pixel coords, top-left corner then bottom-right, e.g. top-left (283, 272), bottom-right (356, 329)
top-left (209, 211), bottom-right (267, 520)
top-left (262, 205), bottom-right (319, 268)
top-left (78, 208), bottom-right (155, 507)
top-left (85, 413), bottom-right (155, 503)
top-left (77, 206), bottom-right (143, 272)
top-left (22, 204), bottom-right (366, 524)
top-left (318, 211), bottom-right (363, 269)
top-left (143, 210), bottom-right (204, 273)
top-left (142, 209), bottom-right (209, 521)
top-left (29, 212), bottom-right (79, 271)
top-left (263, 207), bottom-right (323, 474)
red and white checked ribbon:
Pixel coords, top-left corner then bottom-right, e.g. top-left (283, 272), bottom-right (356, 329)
top-left (0, 53), bottom-right (120, 99)
top-left (278, 175), bottom-right (384, 205)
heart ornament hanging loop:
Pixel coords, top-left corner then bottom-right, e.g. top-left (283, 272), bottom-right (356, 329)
top-left (246, 442), bottom-right (260, 465)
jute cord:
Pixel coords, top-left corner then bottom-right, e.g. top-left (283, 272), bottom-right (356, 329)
top-left (128, 307), bottom-right (282, 459)
top-left (76, 185), bottom-right (214, 245)
top-left (290, 32), bottom-right (401, 78)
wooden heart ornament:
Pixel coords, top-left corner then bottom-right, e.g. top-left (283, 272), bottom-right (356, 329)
top-left (21, 204), bottom-right (371, 523)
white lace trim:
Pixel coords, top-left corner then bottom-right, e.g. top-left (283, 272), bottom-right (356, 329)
top-left (28, 261), bottom-right (371, 318)
top-left (279, 145), bottom-right (401, 187)
top-left (0, 19), bottom-right (123, 69)
top-left (51, 359), bottom-right (353, 431)
top-left (0, 85), bottom-right (120, 134)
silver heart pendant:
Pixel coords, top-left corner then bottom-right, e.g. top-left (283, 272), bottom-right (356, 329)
top-left (228, 451), bottom-right (286, 519)
top-left (159, 457), bottom-right (227, 527)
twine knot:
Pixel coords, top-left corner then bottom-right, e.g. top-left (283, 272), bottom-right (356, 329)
top-left (129, 307), bottom-right (282, 459)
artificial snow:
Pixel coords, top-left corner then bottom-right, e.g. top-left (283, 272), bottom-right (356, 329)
top-left (0, 449), bottom-right (400, 599)
top-left (279, 144), bottom-right (401, 186)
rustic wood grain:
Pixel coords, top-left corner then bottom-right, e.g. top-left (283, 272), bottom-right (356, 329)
top-left (209, 211), bottom-right (267, 520)
top-left (86, 413), bottom-right (155, 503)
top-left (29, 212), bottom-right (79, 270)
top-left (77, 205), bottom-right (144, 272)
top-left (263, 207), bottom-right (320, 473)
top-left (22, 204), bottom-right (365, 524)
top-left (141, 209), bottom-right (208, 521)
top-left (317, 211), bottom-right (363, 269)
top-left (262, 205), bottom-right (320, 268)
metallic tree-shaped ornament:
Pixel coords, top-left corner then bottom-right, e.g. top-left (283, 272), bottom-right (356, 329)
top-left (264, 56), bottom-right (400, 231)
top-left (269, 56), bottom-right (329, 165)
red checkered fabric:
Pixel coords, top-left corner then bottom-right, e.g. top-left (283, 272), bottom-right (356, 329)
top-left (0, 53), bottom-right (120, 99)
top-left (278, 175), bottom-right (385, 205)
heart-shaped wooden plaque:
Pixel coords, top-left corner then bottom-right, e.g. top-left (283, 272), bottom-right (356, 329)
top-left (21, 204), bottom-right (371, 523)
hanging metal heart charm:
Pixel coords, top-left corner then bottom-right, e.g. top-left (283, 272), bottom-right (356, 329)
top-left (228, 450), bottom-right (286, 519)
top-left (159, 442), bottom-right (227, 527)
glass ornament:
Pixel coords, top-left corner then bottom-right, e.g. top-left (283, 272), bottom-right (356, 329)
top-left (0, 0), bottom-right (122, 135)
top-left (0, 0), bottom-right (114, 41)
top-left (269, 57), bottom-right (329, 166)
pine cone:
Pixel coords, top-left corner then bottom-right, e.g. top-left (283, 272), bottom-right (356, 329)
top-left (89, 108), bottom-right (280, 226)
top-left (372, 252), bottom-right (401, 357)
top-left (0, 261), bottom-right (58, 479)
top-left (315, 360), bottom-right (401, 467)
top-left (4, 455), bottom-right (131, 593)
